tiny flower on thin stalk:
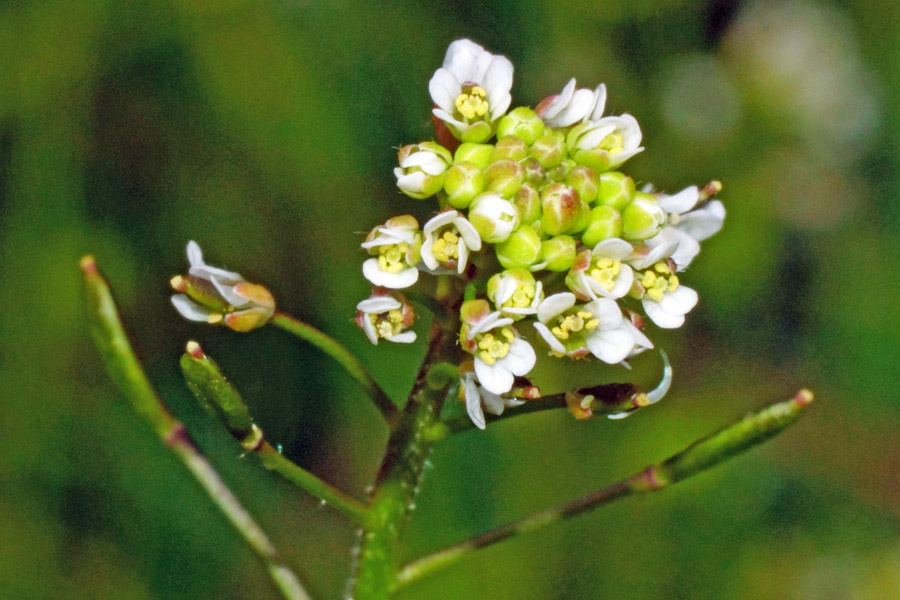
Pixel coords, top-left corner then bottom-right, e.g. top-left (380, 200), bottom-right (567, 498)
top-left (394, 142), bottom-right (453, 199)
top-left (461, 372), bottom-right (526, 431)
top-left (361, 215), bottom-right (423, 289)
top-left (459, 299), bottom-right (536, 395)
top-left (355, 289), bottom-right (416, 345)
top-left (565, 238), bottom-right (634, 301)
top-left (568, 114), bottom-right (644, 172)
top-left (486, 268), bottom-right (543, 320)
top-left (170, 241), bottom-right (275, 332)
top-left (420, 210), bottom-right (482, 274)
top-left (429, 39), bottom-right (513, 143)
top-left (630, 259), bottom-right (698, 330)
top-left (533, 292), bottom-right (637, 363)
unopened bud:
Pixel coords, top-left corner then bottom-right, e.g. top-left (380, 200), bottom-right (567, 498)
top-left (536, 235), bottom-right (577, 272)
top-left (496, 225), bottom-right (542, 269)
top-left (523, 158), bottom-right (547, 186)
top-left (541, 183), bottom-right (588, 236)
top-left (567, 166), bottom-right (599, 204)
top-left (549, 158), bottom-right (577, 182)
top-left (530, 131), bottom-right (566, 169)
top-left (513, 184), bottom-right (542, 224)
top-left (597, 171), bottom-right (636, 210)
top-left (485, 159), bottom-right (525, 198)
top-left (581, 205), bottom-right (623, 247)
top-left (394, 142), bottom-right (453, 199)
top-left (622, 192), bottom-right (667, 241)
top-left (491, 135), bottom-right (528, 163)
top-left (443, 162), bottom-right (486, 209)
top-left (496, 106), bottom-right (546, 145)
top-left (468, 193), bottom-right (520, 243)
top-left (454, 142), bottom-right (494, 170)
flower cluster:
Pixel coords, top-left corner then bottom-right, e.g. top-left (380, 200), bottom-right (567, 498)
top-left (357, 39), bottom-right (724, 429)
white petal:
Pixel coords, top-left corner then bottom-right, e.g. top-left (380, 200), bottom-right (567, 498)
top-left (607, 411), bottom-right (632, 420)
top-left (586, 328), bottom-right (634, 364)
top-left (659, 186), bottom-right (699, 215)
top-left (362, 259), bottom-right (419, 289)
top-left (475, 358), bottom-right (514, 395)
top-left (587, 83), bottom-right (607, 121)
top-left (457, 240), bottom-right (470, 274)
top-left (540, 78), bottom-right (575, 120)
top-left (424, 211), bottom-right (459, 235)
top-left (356, 296), bottom-right (401, 313)
top-left (533, 322), bottom-right (567, 354)
top-left (607, 147), bottom-right (644, 169)
top-left (494, 276), bottom-right (517, 306)
top-left (428, 69), bottom-right (459, 113)
top-left (607, 266), bottom-right (634, 299)
top-left (480, 388), bottom-right (506, 416)
top-left (211, 276), bottom-right (249, 307)
top-left (573, 123), bottom-right (617, 150)
top-left (643, 299), bottom-right (686, 329)
top-left (455, 216), bottom-right (482, 251)
top-left (670, 232), bottom-right (701, 271)
top-left (361, 313), bottom-right (378, 345)
top-left (592, 238), bottom-right (633, 260)
top-left (186, 240), bottom-right (204, 268)
top-left (550, 88), bottom-right (596, 127)
top-left (677, 200), bottom-right (725, 242)
top-left (537, 292), bottom-right (576, 323)
top-left (646, 350), bottom-right (672, 404)
top-left (464, 376), bottom-right (487, 430)
top-left (659, 286), bottom-right (698, 315)
top-left (431, 108), bottom-right (467, 131)
top-left (584, 297), bottom-right (624, 330)
top-left (171, 294), bottom-right (212, 322)
top-left (501, 339), bottom-right (536, 376)
top-left (387, 331), bottom-right (417, 344)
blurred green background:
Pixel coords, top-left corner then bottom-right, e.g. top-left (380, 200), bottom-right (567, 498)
top-left (3, 0), bottom-right (899, 598)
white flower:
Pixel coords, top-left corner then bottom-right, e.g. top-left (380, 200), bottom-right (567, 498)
top-left (429, 39), bottom-right (514, 143)
top-left (630, 260), bottom-right (698, 329)
top-left (535, 79), bottom-right (607, 128)
top-left (609, 349), bottom-right (672, 419)
top-left (567, 114), bottom-right (644, 171)
top-left (486, 268), bottom-right (544, 320)
top-left (565, 238), bottom-right (634, 301)
top-left (467, 193), bottom-right (520, 244)
top-left (421, 210), bottom-right (482, 274)
top-left (533, 292), bottom-right (636, 363)
top-left (462, 373), bottom-right (525, 430)
top-left (459, 299), bottom-right (536, 395)
top-left (394, 142), bottom-right (453, 199)
top-left (170, 241), bottom-right (276, 332)
top-left (361, 215), bottom-right (422, 289)
top-left (355, 289), bottom-right (416, 345)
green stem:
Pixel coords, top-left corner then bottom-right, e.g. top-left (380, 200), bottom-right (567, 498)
top-left (270, 311), bottom-right (401, 429)
top-left (395, 389), bottom-right (814, 589)
top-left (82, 256), bottom-right (311, 600)
top-left (180, 343), bottom-right (369, 523)
top-left (351, 277), bottom-right (463, 600)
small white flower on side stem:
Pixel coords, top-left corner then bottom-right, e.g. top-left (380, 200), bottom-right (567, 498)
top-left (535, 79), bottom-right (607, 128)
top-left (420, 210), bottom-right (482, 274)
top-left (170, 241), bottom-right (275, 332)
top-left (459, 299), bottom-right (536, 395)
top-left (486, 268), bottom-right (544, 320)
top-left (429, 39), bottom-right (514, 143)
top-left (533, 292), bottom-right (636, 363)
top-left (355, 289), bottom-right (416, 345)
top-left (461, 372), bottom-right (525, 430)
top-left (394, 142), bottom-right (453, 199)
top-left (631, 259), bottom-right (698, 329)
top-left (567, 114), bottom-right (644, 172)
top-left (361, 215), bottom-right (422, 289)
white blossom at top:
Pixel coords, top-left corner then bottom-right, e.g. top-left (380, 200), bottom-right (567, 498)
top-left (536, 79), bottom-right (607, 128)
top-left (462, 373), bottom-right (525, 430)
top-left (533, 292), bottom-right (636, 363)
top-left (429, 39), bottom-right (514, 143)
top-left (567, 114), bottom-right (644, 171)
top-left (420, 210), bottom-right (482, 274)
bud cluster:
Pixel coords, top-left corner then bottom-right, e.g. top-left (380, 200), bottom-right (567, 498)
top-left (358, 39), bottom-right (725, 429)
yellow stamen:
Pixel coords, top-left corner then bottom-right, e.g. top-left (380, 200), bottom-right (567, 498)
top-left (207, 313), bottom-right (223, 324)
top-left (454, 85), bottom-right (490, 121)
top-left (590, 258), bottom-right (623, 291)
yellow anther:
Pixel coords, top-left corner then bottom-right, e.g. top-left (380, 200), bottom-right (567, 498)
top-left (654, 261), bottom-right (671, 274)
top-left (479, 350), bottom-right (496, 365)
top-left (207, 313), bottom-right (223, 324)
top-left (170, 275), bottom-right (185, 291)
top-left (478, 334), bottom-right (494, 350)
top-left (600, 133), bottom-right (624, 155)
top-left (576, 311), bottom-right (593, 319)
top-left (551, 326), bottom-right (569, 340)
top-left (500, 327), bottom-right (515, 341)
top-left (454, 85), bottom-right (490, 121)
top-left (488, 339), bottom-right (508, 357)
top-left (388, 309), bottom-right (403, 323)
top-left (668, 275), bottom-right (679, 292)
top-left (585, 318), bottom-right (600, 330)
top-left (443, 231), bottom-right (458, 244)
top-left (590, 258), bottom-right (622, 291)
top-left (376, 321), bottom-right (395, 338)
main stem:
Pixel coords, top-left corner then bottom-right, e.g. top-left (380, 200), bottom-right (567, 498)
top-left (351, 277), bottom-right (461, 600)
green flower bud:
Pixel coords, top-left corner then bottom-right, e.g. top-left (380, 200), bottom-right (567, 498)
top-left (567, 166), bottom-right (599, 204)
top-left (537, 235), bottom-right (577, 272)
top-left (541, 183), bottom-right (589, 236)
top-left (530, 131), bottom-right (566, 169)
top-left (468, 193), bottom-right (520, 243)
top-left (581, 205), bottom-right (623, 247)
top-left (455, 142), bottom-right (495, 170)
top-left (549, 158), bottom-right (577, 182)
top-left (395, 142), bottom-right (453, 199)
top-left (622, 192), bottom-right (667, 240)
top-left (495, 225), bottom-right (542, 269)
top-left (597, 171), bottom-right (635, 211)
top-left (485, 159), bottom-right (525, 198)
top-left (443, 161), bottom-right (486, 209)
top-left (491, 135), bottom-right (528, 163)
top-left (497, 107), bottom-right (546, 145)
top-left (523, 158), bottom-right (547, 186)
top-left (513, 184), bottom-right (542, 224)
